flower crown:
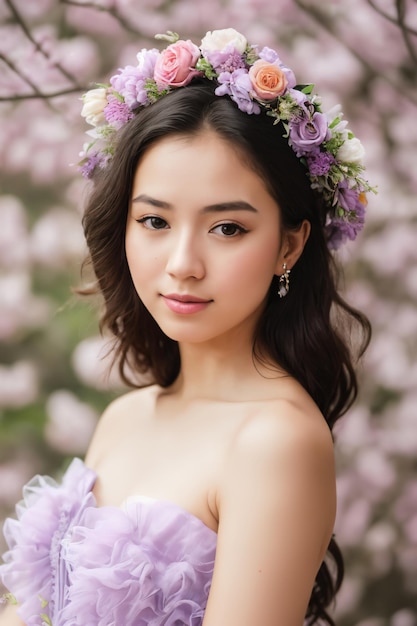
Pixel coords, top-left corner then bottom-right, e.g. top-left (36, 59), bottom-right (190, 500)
top-left (79, 28), bottom-right (375, 250)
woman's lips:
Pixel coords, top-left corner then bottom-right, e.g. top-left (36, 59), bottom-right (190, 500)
top-left (161, 294), bottom-right (212, 314)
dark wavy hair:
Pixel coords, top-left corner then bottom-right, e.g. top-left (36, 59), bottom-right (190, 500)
top-left (80, 80), bottom-right (370, 625)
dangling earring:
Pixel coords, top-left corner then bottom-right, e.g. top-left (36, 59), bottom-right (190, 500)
top-left (278, 263), bottom-right (291, 298)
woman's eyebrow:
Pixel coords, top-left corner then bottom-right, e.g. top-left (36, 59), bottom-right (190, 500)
top-left (132, 194), bottom-right (258, 214)
top-left (201, 201), bottom-right (258, 214)
top-left (132, 194), bottom-right (171, 209)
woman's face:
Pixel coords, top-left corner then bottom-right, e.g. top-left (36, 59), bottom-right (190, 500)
top-left (125, 130), bottom-right (285, 348)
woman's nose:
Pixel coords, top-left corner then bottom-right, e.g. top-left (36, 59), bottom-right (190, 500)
top-left (165, 231), bottom-right (205, 280)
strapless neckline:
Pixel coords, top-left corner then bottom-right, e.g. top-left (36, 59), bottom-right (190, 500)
top-left (1, 457), bottom-right (217, 626)
top-left (120, 493), bottom-right (218, 535)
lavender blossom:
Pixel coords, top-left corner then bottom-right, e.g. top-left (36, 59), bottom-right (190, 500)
top-left (110, 49), bottom-right (160, 109)
top-left (79, 152), bottom-right (109, 179)
top-left (307, 150), bottom-right (336, 177)
top-left (288, 88), bottom-right (308, 106)
top-left (104, 96), bottom-right (134, 129)
top-left (326, 215), bottom-right (364, 249)
top-left (204, 45), bottom-right (245, 73)
top-left (258, 46), bottom-right (280, 63)
top-left (110, 66), bottom-right (147, 109)
top-left (326, 184), bottom-right (366, 248)
top-left (215, 69), bottom-right (261, 114)
top-left (136, 47), bottom-right (160, 77)
top-left (79, 153), bottom-right (102, 179)
top-left (336, 180), bottom-right (366, 214)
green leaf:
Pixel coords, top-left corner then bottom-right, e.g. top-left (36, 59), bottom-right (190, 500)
top-left (299, 83), bottom-right (314, 95)
top-left (195, 58), bottom-right (217, 80)
top-left (144, 78), bottom-right (169, 103)
top-left (329, 116), bottom-right (342, 129)
top-left (245, 44), bottom-right (259, 65)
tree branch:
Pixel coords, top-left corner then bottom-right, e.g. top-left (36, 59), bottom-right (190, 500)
top-left (60, 0), bottom-right (148, 37)
top-left (5, 0), bottom-right (82, 88)
top-left (395, 0), bottom-right (417, 66)
top-left (0, 51), bottom-right (73, 110)
top-left (293, 0), bottom-right (417, 107)
top-left (0, 52), bottom-right (46, 99)
top-left (366, 0), bottom-right (417, 37)
top-left (0, 87), bottom-right (87, 102)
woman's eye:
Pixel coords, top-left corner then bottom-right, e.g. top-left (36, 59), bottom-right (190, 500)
top-left (211, 223), bottom-right (247, 237)
top-left (137, 216), bottom-right (168, 230)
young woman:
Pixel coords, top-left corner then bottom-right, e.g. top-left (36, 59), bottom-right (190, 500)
top-left (0, 28), bottom-right (372, 626)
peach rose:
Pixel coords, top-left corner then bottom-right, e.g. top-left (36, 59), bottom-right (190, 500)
top-left (248, 60), bottom-right (288, 101)
top-left (154, 39), bottom-right (201, 88)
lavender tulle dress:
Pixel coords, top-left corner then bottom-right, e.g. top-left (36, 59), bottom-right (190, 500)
top-left (0, 458), bottom-right (217, 625)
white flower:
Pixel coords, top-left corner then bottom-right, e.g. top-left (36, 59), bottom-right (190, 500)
top-left (327, 104), bottom-right (349, 135)
top-left (201, 28), bottom-right (247, 54)
top-left (81, 87), bottom-right (108, 127)
top-left (337, 137), bottom-right (366, 164)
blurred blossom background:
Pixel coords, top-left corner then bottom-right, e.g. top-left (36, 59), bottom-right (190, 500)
top-left (0, 0), bottom-right (416, 623)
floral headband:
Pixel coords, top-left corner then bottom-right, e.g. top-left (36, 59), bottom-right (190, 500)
top-left (79, 28), bottom-right (375, 250)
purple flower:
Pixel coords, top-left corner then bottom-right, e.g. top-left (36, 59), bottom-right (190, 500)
top-left (326, 184), bottom-right (366, 249)
top-left (307, 150), bottom-right (336, 177)
top-left (104, 95), bottom-right (135, 129)
top-left (325, 216), bottom-right (364, 250)
top-left (110, 49), bottom-right (159, 109)
top-left (110, 66), bottom-right (147, 108)
top-left (79, 152), bottom-right (104, 179)
top-left (336, 180), bottom-right (366, 214)
top-left (258, 46), bottom-right (280, 63)
top-left (289, 105), bottom-right (330, 157)
top-left (204, 45), bottom-right (245, 73)
top-left (289, 88), bottom-right (308, 106)
top-left (136, 47), bottom-right (160, 77)
top-left (215, 69), bottom-right (261, 114)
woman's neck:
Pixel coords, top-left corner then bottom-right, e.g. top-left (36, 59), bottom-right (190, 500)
top-left (169, 340), bottom-right (285, 403)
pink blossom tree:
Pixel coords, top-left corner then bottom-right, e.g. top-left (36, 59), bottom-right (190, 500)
top-left (0, 1), bottom-right (416, 623)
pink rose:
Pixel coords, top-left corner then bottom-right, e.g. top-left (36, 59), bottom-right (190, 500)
top-left (154, 40), bottom-right (201, 88)
top-left (248, 59), bottom-right (288, 101)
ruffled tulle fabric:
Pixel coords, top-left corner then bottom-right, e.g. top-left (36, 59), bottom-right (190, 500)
top-left (0, 459), bottom-right (217, 626)
top-left (1, 458), bottom-right (96, 625)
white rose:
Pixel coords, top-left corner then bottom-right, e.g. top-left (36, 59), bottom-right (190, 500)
top-left (201, 28), bottom-right (247, 54)
top-left (337, 137), bottom-right (365, 164)
top-left (81, 87), bottom-right (108, 127)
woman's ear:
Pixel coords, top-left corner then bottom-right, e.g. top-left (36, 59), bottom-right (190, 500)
top-left (275, 219), bottom-right (311, 273)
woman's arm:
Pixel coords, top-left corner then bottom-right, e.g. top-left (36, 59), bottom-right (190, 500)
top-left (203, 403), bottom-right (336, 626)
top-left (0, 604), bottom-right (25, 626)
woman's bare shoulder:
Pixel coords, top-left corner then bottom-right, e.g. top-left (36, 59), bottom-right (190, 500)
top-left (218, 388), bottom-right (337, 549)
top-left (85, 384), bottom-right (159, 468)
top-left (203, 394), bottom-right (336, 626)
top-left (231, 390), bottom-right (334, 469)
top-left (239, 372), bottom-right (333, 449)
